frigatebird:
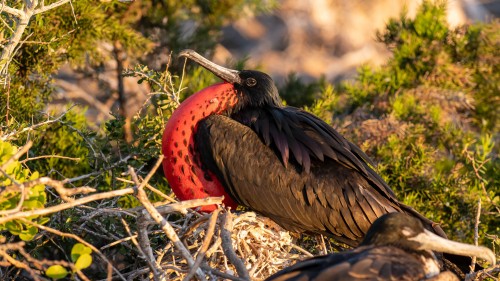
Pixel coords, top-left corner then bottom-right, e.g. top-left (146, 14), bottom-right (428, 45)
top-left (162, 49), bottom-right (445, 247)
top-left (265, 213), bottom-right (496, 281)
top-left (161, 50), bottom-right (490, 276)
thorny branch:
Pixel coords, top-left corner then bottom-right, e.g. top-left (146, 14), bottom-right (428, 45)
top-left (0, 105), bottom-right (77, 141)
top-left (463, 149), bottom-right (500, 214)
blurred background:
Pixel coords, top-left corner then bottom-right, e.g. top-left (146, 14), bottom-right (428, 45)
top-left (53, 0), bottom-right (499, 124)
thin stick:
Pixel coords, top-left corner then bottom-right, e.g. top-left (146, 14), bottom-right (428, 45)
top-left (19, 154), bottom-right (81, 164)
top-left (129, 158), bottom-right (206, 280)
top-left (62, 155), bottom-right (131, 183)
top-left (319, 234), bottom-right (327, 255)
top-left (220, 211), bottom-right (250, 280)
top-left (289, 244), bottom-right (314, 258)
top-left (183, 209), bottom-right (220, 281)
top-left (1, 106), bottom-right (75, 141)
top-left (117, 177), bottom-right (177, 203)
top-left (0, 187), bottom-right (134, 225)
top-left (470, 198), bottom-right (482, 273)
top-left (121, 217), bottom-right (162, 280)
top-left (200, 264), bottom-right (248, 281)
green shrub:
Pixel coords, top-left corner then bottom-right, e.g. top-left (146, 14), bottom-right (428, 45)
top-left (310, 2), bottom-right (499, 244)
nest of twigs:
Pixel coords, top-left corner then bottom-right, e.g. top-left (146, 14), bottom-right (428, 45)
top-left (148, 204), bottom-right (316, 281)
top-left (181, 211), bottom-right (298, 280)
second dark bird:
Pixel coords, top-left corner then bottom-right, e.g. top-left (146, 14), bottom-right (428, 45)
top-left (265, 213), bottom-right (496, 281)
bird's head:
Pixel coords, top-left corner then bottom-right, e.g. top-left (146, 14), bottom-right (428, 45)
top-left (179, 49), bottom-right (282, 112)
top-left (361, 213), bottom-right (496, 266)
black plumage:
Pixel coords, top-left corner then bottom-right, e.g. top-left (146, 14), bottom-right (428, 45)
top-left (194, 70), bottom-right (443, 247)
top-left (265, 213), bottom-right (495, 281)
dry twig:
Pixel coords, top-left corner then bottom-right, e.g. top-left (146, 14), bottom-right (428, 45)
top-left (130, 157), bottom-right (205, 280)
top-left (471, 198), bottom-right (482, 273)
top-left (220, 211), bottom-right (251, 280)
top-left (183, 209), bottom-right (220, 281)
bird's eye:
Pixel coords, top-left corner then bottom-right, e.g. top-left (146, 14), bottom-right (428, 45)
top-left (246, 78), bottom-right (257, 87)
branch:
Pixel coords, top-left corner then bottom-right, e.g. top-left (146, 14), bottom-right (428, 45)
top-left (0, 0), bottom-right (71, 85)
top-left (0, 3), bottom-right (24, 18)
top-left (220, 211), bottom-right (251, 280)
top-left (116, 177), bottom-right (177, 203)
top-left (470, 198), bottom-right (482, 273)
top-left (1, 106), bottom-right (75, 141)
top-left (0, 242), bottom-right (42, 281)
top-left (33, 0), bottom-right (70, 15)
top-left (0, 140), bottom-right (32, 171)
top-left (129, 157), bottom-right (206, 280)
top-left (465, 265), bottom-right (500, 281)
top-left (0, 187), bottom-right (134, 225)
top-left (183, 209), bottom-right (220, 281)
top-left (200, 264), bottom-right (248, 281)
top-left (134, 197), bottom-right (223, 219)
top-left (62, 155), bottom-right (131, 184)
top-left (0, 177), bottom-right (96, 208)
top-left (19, 154), bottom-right (81, 164)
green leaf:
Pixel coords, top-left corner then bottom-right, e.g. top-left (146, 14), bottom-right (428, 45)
top-left (19, 225), bottom-right (38, 241)
top-left (74, 253), bottom-right (92, 270)
top-left (38, 217), bottom-right (50, 225)
top-left (46, 265), bottom-right (68, 279)
top-left (5, 221), bottom-right (22, 235)
top-left (71, 243), bottom-right (92, 262)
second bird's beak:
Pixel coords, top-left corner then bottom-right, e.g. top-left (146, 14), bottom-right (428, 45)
top-left (410, 229), bottom-right (496, 266)
top-left (179, 49), bottom-right (242, 85)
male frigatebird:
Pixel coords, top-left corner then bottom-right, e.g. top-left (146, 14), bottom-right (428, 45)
top-left (265, 213), bottom-right (496, 281)
top-left (162, 49), bottom-right (445, 247)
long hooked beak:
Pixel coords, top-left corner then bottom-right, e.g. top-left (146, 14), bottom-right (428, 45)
top-left (179, 49), bottom-right (242, 85)
top-left (410, 229), bottom-right (496, 265)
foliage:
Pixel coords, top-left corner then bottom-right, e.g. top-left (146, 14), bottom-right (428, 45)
top-left (309, 2), bottom-right (499, 244)
top-left (45, 243), bottom-right (93, 279)
top-left (43, 243), bottom-right (93, 279)
top-left (0, 1), bottom-right (153, 125)
top-left (25, 107), bottom-right (93, 180)
top-left (0, 140), bottom-right (48, 241)
top-left (279, 73), bottom-right (327, 107)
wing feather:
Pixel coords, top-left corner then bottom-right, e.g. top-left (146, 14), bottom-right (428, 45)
top-left (195, 115), bottom-right (405, 246)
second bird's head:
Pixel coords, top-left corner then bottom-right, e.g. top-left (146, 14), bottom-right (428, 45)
top-left (179, 49), bottom-right (282, 110)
